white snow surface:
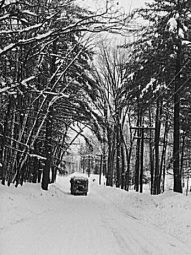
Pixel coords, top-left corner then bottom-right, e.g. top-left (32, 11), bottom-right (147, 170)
top-left (1, 173), bottom-right (191, 255)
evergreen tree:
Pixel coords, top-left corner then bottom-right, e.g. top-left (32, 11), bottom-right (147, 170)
top-left (124, 0), bottom-right (191, 193)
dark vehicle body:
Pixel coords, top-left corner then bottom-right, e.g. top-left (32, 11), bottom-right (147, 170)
top-left (70, 176), bottom-right (88, 195)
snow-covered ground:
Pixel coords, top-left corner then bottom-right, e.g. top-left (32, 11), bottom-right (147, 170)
top-left (1, 173), bottom-right (191, 255)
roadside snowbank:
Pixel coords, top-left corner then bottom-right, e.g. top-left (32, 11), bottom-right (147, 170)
top-left (93, 183), bottom-right (191, 246)
top-left (1, 173), bottom-right (191, 254)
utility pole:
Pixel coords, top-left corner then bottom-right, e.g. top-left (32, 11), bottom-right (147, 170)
top-left (130, 126), bottom-right (155, 193)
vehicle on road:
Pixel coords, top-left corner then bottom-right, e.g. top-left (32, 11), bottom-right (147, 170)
top-left (70, 176), bottom-right (88, 195)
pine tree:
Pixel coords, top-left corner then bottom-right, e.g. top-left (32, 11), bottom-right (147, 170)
top-left (124, 0), bottom-right (191, 193)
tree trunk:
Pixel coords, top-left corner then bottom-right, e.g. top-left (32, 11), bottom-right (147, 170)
top-left (116, 123), bottom-right (121, 188)
top-left (125, 116), bottom-right (134, 191)
top-left (180, 134), bottom-right (185, 188)
top-left (41, 105), bottom-right (53, 190)
top-left (135, 134), bottom-right (140, 192)
top-left (148, 107), bottom-right (154, 194)
top-left (120, 143), bottom-right (125, 189)
top-left (135, 107), bottom-right (142, 192)
top-left (140, 127), bottom-right (144, 193)
top-left (173, 41), bottom-right (182, 193)
top-left (153, 97), bottom-right (162, 195)
top-left (1, 96), bottom-right (12, 184)
top-left (159, 115), bottom-right (169, 192)
top-left (102, 127), bottom-right (107, 178)
top-left (41, 39), bottom-right (57, 190)
top-left (105, 122), bottom-right (116, 187)
top-left (125, 145), bottom-right (132, 191)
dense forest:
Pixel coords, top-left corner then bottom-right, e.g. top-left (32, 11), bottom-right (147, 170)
top-left (0, 0), bottom-right (191, 195)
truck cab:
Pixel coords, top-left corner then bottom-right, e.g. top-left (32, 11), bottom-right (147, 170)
top-left (70, 176), bottom-right (88, 195)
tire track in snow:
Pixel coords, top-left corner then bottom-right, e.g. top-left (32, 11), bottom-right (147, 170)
top-left (91, 184), bottom-right (190, 255)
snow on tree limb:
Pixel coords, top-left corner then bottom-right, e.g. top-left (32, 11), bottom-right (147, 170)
top-left (0, 24), bottom-right (42, 35)
top-left (0, 1), bottom-right (128, 56)
top-left (0, 13), bottom-right (9, 21)
top-left (0, 76), bottom-right (35, 94)
top-left (21, 76), bottom-right (36, 87)
top-left (29, 154), bottom-right (46, 160)
top-left (0, 43), bottom-right (15, 55)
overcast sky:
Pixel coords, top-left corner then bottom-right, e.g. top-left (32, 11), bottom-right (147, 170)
top-left (77, 0), bottom-right (151, 45)
top-left (117, 0), bottom-right (148, 11)
top-left (77, 0), bottom-right (149, 12)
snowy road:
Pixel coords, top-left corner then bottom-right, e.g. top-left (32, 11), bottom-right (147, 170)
top-left (1, 175), bottom-right (190, 255)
